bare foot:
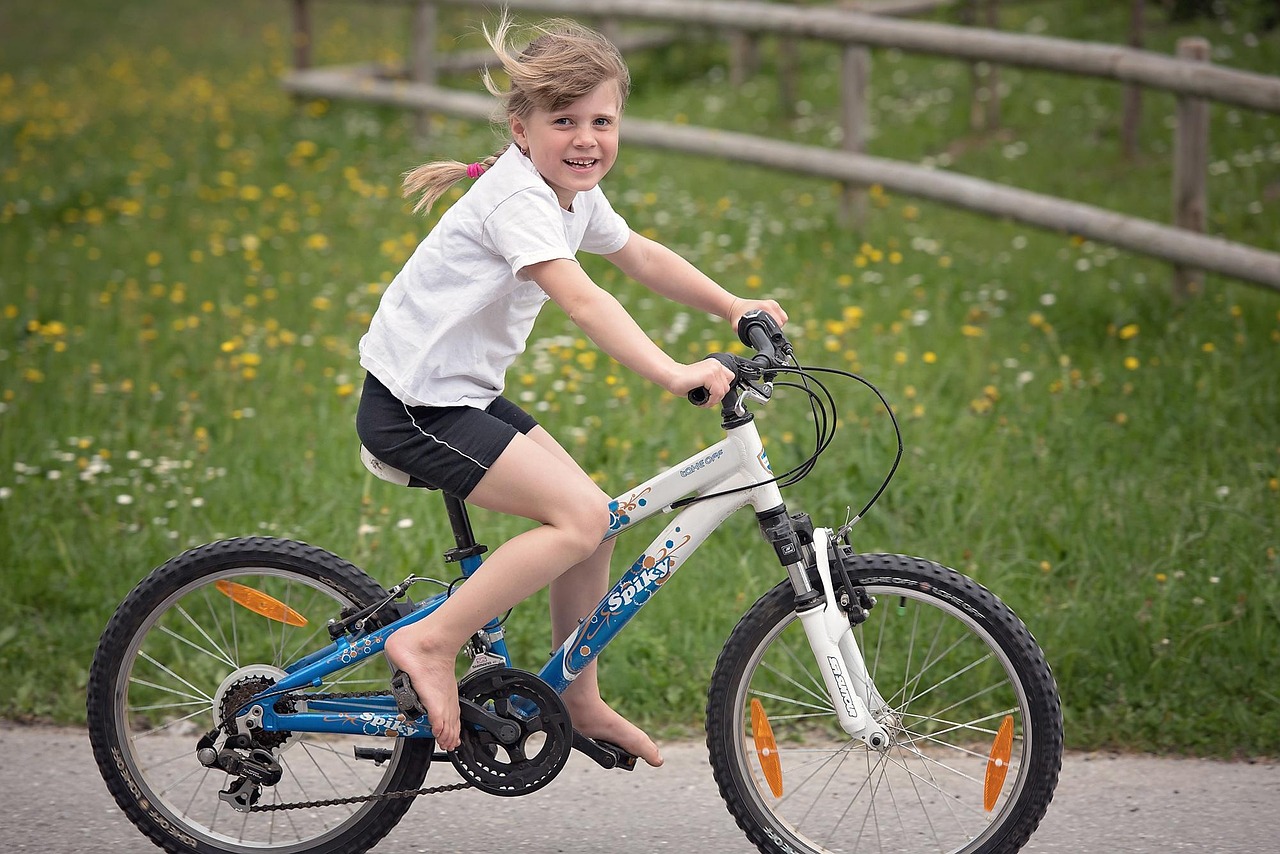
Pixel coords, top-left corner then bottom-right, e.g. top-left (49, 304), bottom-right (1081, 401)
top-left (384, 631), bottom-right (461, 751)
top-left (564, 695), bottom-right (663, 767)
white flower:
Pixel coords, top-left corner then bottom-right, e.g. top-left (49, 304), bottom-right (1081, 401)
top-left (396, 518), bottom-right (413, 529)
top-left (116, 494), bottom-right (134, 505)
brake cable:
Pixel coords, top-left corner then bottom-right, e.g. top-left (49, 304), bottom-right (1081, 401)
top-left (669, 358), bottom-right (902, 521)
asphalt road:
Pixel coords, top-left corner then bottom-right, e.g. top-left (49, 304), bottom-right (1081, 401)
top-left (2, 722), bottom-right (1276, 853)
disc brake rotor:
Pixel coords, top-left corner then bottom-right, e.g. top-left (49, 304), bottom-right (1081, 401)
top-left (449, 667), bottom-right (572, 796)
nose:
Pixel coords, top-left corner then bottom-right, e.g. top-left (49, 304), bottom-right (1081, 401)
top-left (573, 125), bottom-right (595, 147)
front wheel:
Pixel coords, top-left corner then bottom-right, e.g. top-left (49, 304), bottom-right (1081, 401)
top-left (707, 553), bottom-right (1062, 854)
top-left (86, 537), bottom-right (433, 854)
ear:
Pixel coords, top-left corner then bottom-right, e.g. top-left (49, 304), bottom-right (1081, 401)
top-left (509, 115), bottom-right (529, 153)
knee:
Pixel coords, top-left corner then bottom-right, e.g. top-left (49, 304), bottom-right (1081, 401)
top-left (554, 487), bottom-right (613, 559)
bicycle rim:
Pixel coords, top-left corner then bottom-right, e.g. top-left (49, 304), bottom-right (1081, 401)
top-left (101, 562), bottom-right (426, 853)
top-left (719, 575), bottom-right (1053, 853)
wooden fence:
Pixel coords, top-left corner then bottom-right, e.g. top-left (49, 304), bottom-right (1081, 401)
top-left (280, 0), bottom-right (1280, 293)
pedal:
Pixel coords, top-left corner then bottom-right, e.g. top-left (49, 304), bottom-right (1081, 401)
top-left (572, 730), bottom-right (638, 771)
top-left (354, 747), bottom-right (394, 766)
top-left (389, 670), bottom-right (427, 720)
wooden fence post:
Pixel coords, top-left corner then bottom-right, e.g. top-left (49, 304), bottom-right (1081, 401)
top-left (1122, 0), bottom-right (1145, 158)
top-left (1173, 37), bottom-right (1210, 299)
top-left (963, 0), bottom-right (1000, 132)
top-left (410, 0), bottom-right (438, 137)
top-left (841, 45), bottom-right (871, 224)
top-left (729, 30), bottom-right (759, 88)
top-left (291, 0), bottom-right (312, 72)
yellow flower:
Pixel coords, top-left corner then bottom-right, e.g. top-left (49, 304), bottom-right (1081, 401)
top-left (1201, 342), bottom-right (1216, 353)
top-left (336, 383), bottom-right (355, 397)
top-left (923, 351), bottom-right (938, 364)
top-left (1119, 323), bottom-right (1140, 340)
top-left (1124, 356), bottom-right (1140, 370)
top-left (960, 324), bottom-right (984, 338)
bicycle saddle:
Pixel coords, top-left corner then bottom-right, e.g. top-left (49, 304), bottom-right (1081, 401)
top-left (360, 445), bottom-right (413, 487)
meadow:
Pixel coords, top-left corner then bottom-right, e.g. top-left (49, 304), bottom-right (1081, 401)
top-left (1, 0), bottom-right (1277, 756)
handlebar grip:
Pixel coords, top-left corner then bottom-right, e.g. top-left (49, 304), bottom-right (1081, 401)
top-left (737, 310), bottom-right (790, 364)
top-left (686, 352), bottom-right (740, 407)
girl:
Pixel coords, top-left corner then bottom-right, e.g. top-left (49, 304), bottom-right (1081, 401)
top-left (357, 14), bottom-right (787, 768)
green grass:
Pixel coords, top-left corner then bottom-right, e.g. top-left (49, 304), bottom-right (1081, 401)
top-left (2, 0), bottom-right (1278, 756)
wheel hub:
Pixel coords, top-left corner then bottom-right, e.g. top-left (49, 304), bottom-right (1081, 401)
top-left (213, 665), bottom-right (295, 751)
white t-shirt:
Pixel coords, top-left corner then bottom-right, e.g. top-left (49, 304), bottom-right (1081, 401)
top-left (359, 146), bottom-right (632, 408)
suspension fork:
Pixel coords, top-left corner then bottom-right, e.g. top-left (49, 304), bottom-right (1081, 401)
top-left (757, 508), bottom-right (890, 749)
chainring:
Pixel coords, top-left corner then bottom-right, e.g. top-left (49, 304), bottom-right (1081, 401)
top-left (449, 667), bottom-right (572, 796)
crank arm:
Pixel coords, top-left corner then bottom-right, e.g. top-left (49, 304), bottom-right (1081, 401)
top-left (458, 698), bottom-right (521, 745)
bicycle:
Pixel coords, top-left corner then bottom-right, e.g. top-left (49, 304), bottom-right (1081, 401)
top-left (87, 310), bottom-right (1063, 854)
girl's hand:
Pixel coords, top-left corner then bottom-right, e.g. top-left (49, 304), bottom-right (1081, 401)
top-left (668, 358), bottom-right (736, 407)
top-left (727, 297), bottom-right (788, 330)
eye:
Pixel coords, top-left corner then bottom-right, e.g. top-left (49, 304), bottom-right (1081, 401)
top-left (593, 117), bottom-right (613, 127)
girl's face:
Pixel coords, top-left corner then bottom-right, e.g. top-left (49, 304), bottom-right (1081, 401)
top-left (510, 80), bottom-right (622, 210)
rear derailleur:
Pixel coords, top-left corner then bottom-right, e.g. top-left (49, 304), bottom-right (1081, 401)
top-left (195, 730), bottom-right (282, 811)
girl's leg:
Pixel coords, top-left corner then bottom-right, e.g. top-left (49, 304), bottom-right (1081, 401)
top-left (384, 430), bottom-right (611, 753)
top-left (530, 429), bottom-right (663, 767)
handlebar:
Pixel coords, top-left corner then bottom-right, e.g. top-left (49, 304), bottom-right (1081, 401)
top-left (687, 310), bottom-right (792, 406)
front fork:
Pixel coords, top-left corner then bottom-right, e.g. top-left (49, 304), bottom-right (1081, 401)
top-left (799, 528), bottom-right (892, 748)
top-left (760, 509), bottom-right (891, 749)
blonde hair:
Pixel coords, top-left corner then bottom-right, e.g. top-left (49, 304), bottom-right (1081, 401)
top-left (402, 14), bottom-right (631, 215)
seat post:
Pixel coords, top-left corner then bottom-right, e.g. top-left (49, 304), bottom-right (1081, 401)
top-left (440, 493), bottom-right (487, 563)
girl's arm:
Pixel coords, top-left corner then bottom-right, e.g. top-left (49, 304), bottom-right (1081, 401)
top-left (525, 259), bottom-right (734, 404)
top-left (605, 231), bottom-right (788, 329)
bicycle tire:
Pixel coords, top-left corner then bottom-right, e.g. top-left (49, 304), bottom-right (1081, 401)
top-left (706, 552), bottom-right (1062, 854)
top-left (87, 537), bottom-right (433, 854)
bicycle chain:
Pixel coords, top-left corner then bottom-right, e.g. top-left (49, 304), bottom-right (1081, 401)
top-left (244, 688), bottom-right (473, 812)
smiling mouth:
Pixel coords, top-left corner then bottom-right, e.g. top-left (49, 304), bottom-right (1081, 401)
top-left (564, 158), bottom-right (598, 169)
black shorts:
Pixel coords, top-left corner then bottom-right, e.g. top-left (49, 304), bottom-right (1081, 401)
top-left (356, 372), bottom-right (538, 498)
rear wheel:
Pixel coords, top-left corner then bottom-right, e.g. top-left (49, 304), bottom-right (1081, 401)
top-left (706, 553), bottom-right (1062, 854)
top-left (87, 537), bottom-right (433, 854)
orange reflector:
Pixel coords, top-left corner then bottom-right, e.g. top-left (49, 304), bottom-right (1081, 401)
top-left (983, 715), bottom-right (1015, 812)
top-left (750, 698), bottom-right (784, 798)
top-left (215, 581), bottom-right (308, 627)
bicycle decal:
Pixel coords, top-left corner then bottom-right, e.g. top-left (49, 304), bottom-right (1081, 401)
top-left (608, 487), bottom-right (652, 531)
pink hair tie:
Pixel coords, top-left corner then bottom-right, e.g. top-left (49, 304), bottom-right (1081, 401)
top-left (466, 162), bottom-right (486, 179)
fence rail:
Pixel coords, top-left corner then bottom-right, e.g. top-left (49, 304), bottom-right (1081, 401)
top-left (281, 0), bottom-right (1280, 292)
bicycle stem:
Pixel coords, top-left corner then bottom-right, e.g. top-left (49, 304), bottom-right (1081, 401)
top-left (795, 527), bottom-right (890, 750)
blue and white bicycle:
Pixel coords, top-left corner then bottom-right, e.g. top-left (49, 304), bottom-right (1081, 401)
top-left (88, 311), bottom-right (1062, 854)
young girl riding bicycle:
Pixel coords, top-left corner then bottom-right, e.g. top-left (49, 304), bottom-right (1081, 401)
top-left (356, 13), bottom-right (787, 768)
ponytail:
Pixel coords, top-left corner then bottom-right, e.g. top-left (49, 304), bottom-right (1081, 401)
top-left (402, 143), bottom-right (511, 215)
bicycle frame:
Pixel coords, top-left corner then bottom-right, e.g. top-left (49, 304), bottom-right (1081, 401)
top-left (245, 409), bottom-right (884, 746)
